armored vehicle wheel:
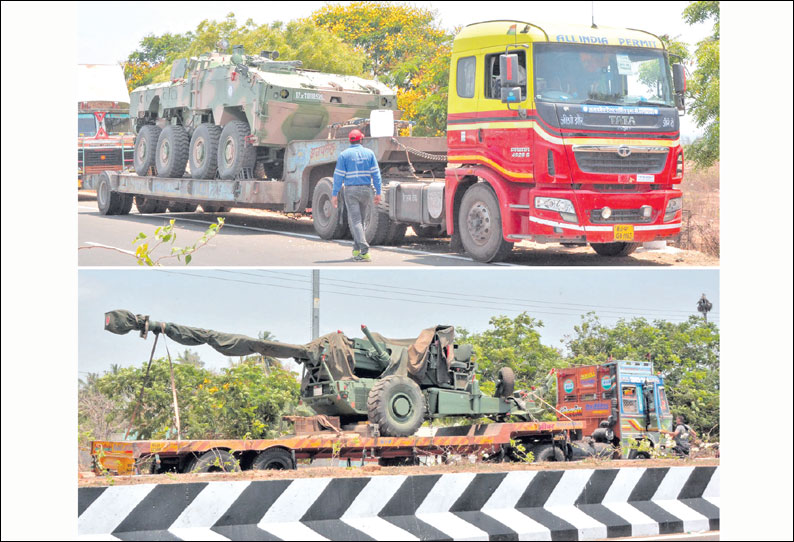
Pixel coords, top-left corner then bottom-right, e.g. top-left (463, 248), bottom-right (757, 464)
top-left (155, 125), bottom-right (190, 178)
top-left (367, 375), bottom-right (426, 437)
top-left (252, 448), bottom-right (295, 470)
top-left (134, 125), bottom-right (161, 176)
top-left (384, 222), bottom-right (408, 245)
top-left (184, 449), bottom-right (240, 473)
top-left (495, 367), bottom-right (515, 398)
top-left (217, 121), bottom-right (257, 180)
top-left (97, 172), bottom-right (132, 215)
top-left (135, 196), bottom-right (167, 214)
top-left (590, 242), bottom-right (640, 257)
top-left (189, 124), bottom-right (222, 179)
top-left (533, 444), bottom-right (565, 462)
top-left (312, 177), bottom-right (349, 239)
top-left (459, 183), bottom-right (514, 262)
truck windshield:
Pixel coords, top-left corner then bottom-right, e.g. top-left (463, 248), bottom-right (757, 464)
top-left (104, 113), bottom-right (132, 135)
top-left (534, 43), bottom-right (674, 107)
top-left (78, 113), bottom-right (97, 136)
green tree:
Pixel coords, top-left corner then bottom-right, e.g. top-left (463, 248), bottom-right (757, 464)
top-left (176, 348), bottom-right (204, 368)
top-left (682, 1), bottom-right (720, 169)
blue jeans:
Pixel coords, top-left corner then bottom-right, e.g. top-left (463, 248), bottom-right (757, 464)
top-left (344, 185), bottom-right (373, 254)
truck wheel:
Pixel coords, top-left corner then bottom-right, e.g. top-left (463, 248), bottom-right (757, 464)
top-left (459, 183), bottom-right (513, 262)
top-left (155, 125), bottom-right (190, 178)
top-left (133, 125), bottom-right (161, 176)
top-left (217, 121), bottom-right (257, 180)
top-left (117, 194), bottom-right (134, 215)
top-left (367, 375), bottom-right (426, 437)
top-left (413, 225), bottom-right (444, 239)
top-left (366, 204), bottom-right (391, 246)
top-left (312, 178), bottom-right (348, 239)
top-left (189, 124), bottom-right (222, 179)
top-left (533, 444), bottom-right (565, 462)
top-left (384, 222), bottom-right (408, 245)
top-left (495, 367), bottom-right (515, 398)
top-left (590, 242), bottom-right (640, 257)
top-left (135, 196), bottom-right (167, 214)
top-left (168, 202), bottom-right (198, 212)
top-left (252, 448), bottom-right (295, 470)
top-left (184, 449), bottom-right (240, 473)
top-left (97, 172), bottom-right (122, 215)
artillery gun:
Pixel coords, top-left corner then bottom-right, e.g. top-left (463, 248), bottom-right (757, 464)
top-left (129, 43), bottom-right (399, 184)
top-left (105, 310), bottom-right (535, 437)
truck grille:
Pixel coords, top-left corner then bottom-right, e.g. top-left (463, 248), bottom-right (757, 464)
top-left (80, 148), bottom-right (124, 168)
top-left (590, 209), bottom-right (654, 224)
top-left (574, 150), bottom-right (667, 174)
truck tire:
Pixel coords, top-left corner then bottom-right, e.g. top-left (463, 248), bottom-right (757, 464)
top-left (413, 224), bottom-right (444, 239)
top-left (590, 242), bottom-right (640, 257)
top-left (367, 375), bottom-right (426, 437)
top-left (533, 444), bottom-right (565, 462)
top-left (312, 178), bottom-right (349, 239)
top-left (96, 172), bottom-right (132, 215)
top-left (189, 124), bottom-right (222, 179)
top-left (252, 447), bottom-right (295, 470)
top-left (133, 125), bottom-right (161, 176)
top-left (200, 204), bottom-right (230, 213)
top-left (135, 195), bottom-right (167, 214)
top-left (384, 222), bottom-right (408, 245)
top-left (458, 183), bottom-right (514, 262)
top-left (366, 204), bottom-right (391, 246)
top-left (155, 125), bottom-right (190, 178)
top-left (184, 449), bottom-right (241, 473)
top-left (217, 121), bottom-right (257, 180)
top-left (168, 202), bottom-right (198, 213)
top-left (495, 367), bottom-right (515, 398)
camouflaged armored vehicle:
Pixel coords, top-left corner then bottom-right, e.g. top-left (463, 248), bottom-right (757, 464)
top-left (130, 45), bottom-right (399, 182)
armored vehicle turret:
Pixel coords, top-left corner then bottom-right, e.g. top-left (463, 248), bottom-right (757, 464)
top-left (129, 45), bottom-right (399, 181)
top-left (105, 310), bottom-right (531, 437)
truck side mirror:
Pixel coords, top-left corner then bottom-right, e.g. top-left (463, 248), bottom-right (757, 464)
top-left (499, 54), bottom-right (521, 87)
top-left (501, 87), bottom-right (523, 104)
top-left (672, 63), bottom-right (686, 112)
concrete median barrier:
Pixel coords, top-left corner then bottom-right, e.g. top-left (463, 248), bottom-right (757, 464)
top-left (78, 465), bottom-right (719, 540)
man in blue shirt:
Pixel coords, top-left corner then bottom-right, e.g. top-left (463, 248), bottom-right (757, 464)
top-left (332, 129), bottom-right (383, 261)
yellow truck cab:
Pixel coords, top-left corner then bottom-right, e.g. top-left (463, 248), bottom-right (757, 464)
top-left (445, 21), bottom-right (685, 261)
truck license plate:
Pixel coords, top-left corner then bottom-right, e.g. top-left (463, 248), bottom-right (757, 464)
top-left (313, 385), bottom-right (323, 397)
top-left (614, 225), bottom-right (634, 241)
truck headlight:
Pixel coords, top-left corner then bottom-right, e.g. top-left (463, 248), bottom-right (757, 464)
top-left (535, 197), bottom-right (575, 214)
top-left (664, 197), bottom-right (682, 221)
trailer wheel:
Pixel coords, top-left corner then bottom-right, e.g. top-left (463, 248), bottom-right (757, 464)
top-left (495, 367), bottom-right (515, 398)
top-left (217, 121), bottom-right (257, 180)
top-left (189, 124), bottom-right (222, 179)
top-left (533, 444), bottom-right (565, 462)
top-left (252, 448), bottom-right (295, 470)
top-left (96, 172), bottom-right (129, 216)
top-left (458, 183), bottom-right (514, 262)
top-left (133, 125), bottom-right (161, 176)
top-left (155, 125), bottom-right (190, 178)
top-left (367, 375), bottom-right (426, 437)
top-left (590, 242), bottom-right (640, 257)
top-left (384, 222), bottom-right (408, 245)
top-left (312, 177), bottom-right (348, 239)
top-left (135, 196), bottom-right (167, 214)
top-left (366, 204), bottom-right (391, 246)
top-left (168, 202), bottom-right (198, 213)
top-left (184, 449), bottom-right (241, 473)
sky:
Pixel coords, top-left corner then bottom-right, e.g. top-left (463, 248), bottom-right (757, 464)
top-left (79, 268), bottom-right (719, 375)
top-left (76, 1), bottom-right (714, 140)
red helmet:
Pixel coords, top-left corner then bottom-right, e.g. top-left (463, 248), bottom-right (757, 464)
top-left (349, 129), bottom-right (364, 142)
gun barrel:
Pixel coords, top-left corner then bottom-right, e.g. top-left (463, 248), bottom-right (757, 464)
top-left (360, 324), bottom-right (389, 360)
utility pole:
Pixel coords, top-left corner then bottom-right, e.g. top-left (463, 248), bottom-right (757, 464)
top-left (697, 293), bottom-right (713, 322)
top-left (312, 270), bottom-right (320, 340)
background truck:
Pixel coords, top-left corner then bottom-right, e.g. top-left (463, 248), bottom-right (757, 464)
top-left (556, 359), bottom-right (673, 458)
top-left (95, 20), bottom-right (686, 261)
top-left (78, 64), bottom-right (135, 189)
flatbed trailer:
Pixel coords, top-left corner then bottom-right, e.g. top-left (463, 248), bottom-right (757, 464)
top-left (92, 420), bottom-right (584, 475)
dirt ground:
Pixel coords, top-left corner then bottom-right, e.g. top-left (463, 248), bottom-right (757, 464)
top-left (78, 457), bottom-right (719, 487)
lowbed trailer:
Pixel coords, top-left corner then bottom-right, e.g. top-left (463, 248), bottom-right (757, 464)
top-left (92, 420), bottom-right (586, 475)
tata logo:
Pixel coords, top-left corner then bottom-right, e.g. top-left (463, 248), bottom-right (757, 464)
top-left (616, 146), bottom-right (632, 158)
top-left (609, 115), bottom-right (636, 126)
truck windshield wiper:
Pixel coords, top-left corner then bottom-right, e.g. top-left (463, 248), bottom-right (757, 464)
top-left (626, 100), bottom-right (672, 108)
top-left (582, 99), bottom-right (619, 105)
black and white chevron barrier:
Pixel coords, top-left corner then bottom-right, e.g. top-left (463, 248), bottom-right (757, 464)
top-left (78, 465), bottom-right (719, 540)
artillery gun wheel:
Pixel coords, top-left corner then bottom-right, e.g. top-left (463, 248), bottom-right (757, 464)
top-left (155, 125), bottom-right (190, 178)
top-left (459, 183), bottom-right (514, 262)
top-left (367, 375), bottom-right (426, 437)
top-left (495, 367), bottom-right (515, 398)
top-left (217, 121), bottom-right (257, 180)
top-left (133, 125), bottom-right (162, 176)
top-left (135, 196), bottom-right (168, 214)
top-left (533, 444), bottom-right (565, 462)
top-left (252, 448), bottom-right (295, 470)
top-left (590, 242), bottom-right (640, 257)
top-left (96, 172), bottom-right (133, 216)
top-left (189, 124), bottom-right (222, 179)
top-left (184, 449), bottom-right (241, 473)
top-left (312, 177), bottom-right (349, 239)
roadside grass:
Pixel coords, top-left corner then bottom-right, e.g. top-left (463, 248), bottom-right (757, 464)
top-left (675, 163), bottom-right (720, 257)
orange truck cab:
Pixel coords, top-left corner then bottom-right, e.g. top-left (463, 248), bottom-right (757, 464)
top-left (445, 21), bottom-right (686, 261)
top-left (556, 360), bottom-right (673, 458)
